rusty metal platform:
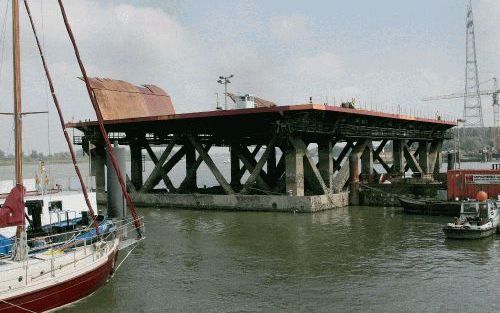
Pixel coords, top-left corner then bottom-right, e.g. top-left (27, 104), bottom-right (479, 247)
top-left (68, 77), bottom-right (456, 209)
top-left (68, 104), bottom-right (455, 146)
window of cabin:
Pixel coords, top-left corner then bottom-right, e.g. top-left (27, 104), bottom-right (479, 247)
top-left (49, 201), bottom-right (62, 212)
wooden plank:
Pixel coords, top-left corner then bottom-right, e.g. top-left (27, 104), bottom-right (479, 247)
top-left (290, 136), bottom-right (328, 194)
top-left (143, 141), bottom-right (159, 163)
top-left (376, 155), bottom-right (391, 173)
top-left (187, 134), bottom-right (234, 195)
top-left (404, 149), bottom-right (420, 172)
top-left (351, 139), bottom-right (369, 156)
top-left (179, 143), bottom-right (212, 192)
top-left (373, 140), bottom-right (390, 172)
top-left (237, 145), bottom-right (262, 178)
top-left (333, 142), bottom-right (353, 172)
top-left (140, 135), bottom-right (179, 192)
top-left (403, 143), bottom-right (423, 173)
top-left (240, 135), bottom-right (278, 194)
top-left (428, 140), bottom-right (443, 173)
top-left (143, 140), bottom-right (176, 192)
top-left (373, 139), bottom-right (387, 157)
top-left (273, 153), bottom-right (285, 184)
top-left (238, 146), bottom-right (271, 184)
top-left (235, 146), bottom-right (271, 192)
top-left (162, 146), bottom-right (187, 173)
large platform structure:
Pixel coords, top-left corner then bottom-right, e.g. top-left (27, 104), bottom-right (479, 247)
top-left (68, 78), bottom-right (455, 212)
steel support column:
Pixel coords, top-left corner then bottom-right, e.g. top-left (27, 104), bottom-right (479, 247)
top-left (230, 145), bottom-right (241, 187)
top-left (418, 141), bottom-right (430, 174)
top-left (184, 143), bottom-right (197, 191)
top-left (431, 140), bottom-right (444, 178)
top-left (392, 139), bottom-right (404, 176)
top-left (130, 142), bottom-right (143, 190)
top-left (318, 139), bottom-right (333, 189)
top-left (267, 146), bottom-right (277, 187)
top-left (349, 154), bottom-right (360, 205)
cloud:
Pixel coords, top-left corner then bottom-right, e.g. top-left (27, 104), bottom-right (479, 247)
top-left (270, 14), bottom-right (308, 42)
top-left (2, 0), bottom-right (498, 155)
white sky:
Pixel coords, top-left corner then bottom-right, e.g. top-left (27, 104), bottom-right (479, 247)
top-left (0, 0), bottom-right (498, 153)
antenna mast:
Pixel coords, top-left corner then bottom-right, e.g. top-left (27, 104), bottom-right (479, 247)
top-left (13, 0), bottom-right (22, 184)
top-left (463, 2), bottom-right (484, 131)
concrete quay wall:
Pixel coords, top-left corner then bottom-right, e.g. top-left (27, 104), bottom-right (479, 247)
top-left (98, 192), bottom-right (349, 213)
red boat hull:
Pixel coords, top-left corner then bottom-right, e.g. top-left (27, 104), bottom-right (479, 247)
top-left (0, 251), bottom-right (118, 313)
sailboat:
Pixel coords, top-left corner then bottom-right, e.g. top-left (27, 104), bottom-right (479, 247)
top-left (0, 1), bottom-right (144, 312)
top-left (0, 162), bottom-right (98, 255)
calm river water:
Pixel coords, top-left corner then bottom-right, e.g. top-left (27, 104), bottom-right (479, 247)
top-left (55, 206), bottom-right (500, 313)
top-left (2, 162), bottom-right (498, 312)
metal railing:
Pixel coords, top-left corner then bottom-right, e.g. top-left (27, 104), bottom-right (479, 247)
top-left (0, 217), bottom-right (145, 294)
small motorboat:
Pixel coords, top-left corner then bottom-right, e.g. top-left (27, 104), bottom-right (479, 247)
top-left (442, 191), bottom-right (500, 240)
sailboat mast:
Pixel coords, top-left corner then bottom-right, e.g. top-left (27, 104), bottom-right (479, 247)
top-left (13, 0), bottom-right (22, 185)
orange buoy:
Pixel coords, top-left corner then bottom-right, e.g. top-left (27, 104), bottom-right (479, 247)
top-left (476, 191), bottom-right (488, 202)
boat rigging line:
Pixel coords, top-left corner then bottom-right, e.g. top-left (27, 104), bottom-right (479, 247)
top-left (56, 0), bottom-right (142, 237)
top-left (112, 244), bottom-right (138, 276)
top-left (23, 0), bottom-right (99, 232)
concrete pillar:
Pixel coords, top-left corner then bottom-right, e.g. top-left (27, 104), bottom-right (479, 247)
top-left (318, 140), bottom-right (333, 189)
top-left (92, 146), bottom-right (106, 194)
top-left (349, 154), bottom-right (360, 205)
top-left (361, 144), bottom-right (373, 182)
top-left (417, 141), bottom-right (429, 174)
top-left (107, 145), bottom-right (127, 218)
top-left (185, 144), bottom-right (197, 190)
top-left (130, 142), bottom-right (143, 190)
top-left (392, 140), bottom-right (404, 175)
top-left (230, 145), bottom-right (240, 187)
top-left (285, 140), bottom-right (304, 196)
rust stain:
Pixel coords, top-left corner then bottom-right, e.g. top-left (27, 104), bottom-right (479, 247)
top-left (84, 77), bottom-right (175, 120)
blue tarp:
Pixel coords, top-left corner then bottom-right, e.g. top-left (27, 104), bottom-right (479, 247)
top-left (0, 234), bottom-right (12, 255)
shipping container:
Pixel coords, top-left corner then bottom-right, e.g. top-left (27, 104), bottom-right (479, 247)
top-left (447, 169), bottom-right (500, 200)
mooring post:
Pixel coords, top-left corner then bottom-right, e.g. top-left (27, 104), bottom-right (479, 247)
top-left (130, 141), bottom-right (143, 190)
top-left (285, 137), bottom-right (304, 196)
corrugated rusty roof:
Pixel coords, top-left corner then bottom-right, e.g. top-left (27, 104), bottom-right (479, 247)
top-left (85, 77), bottom-right (175, 120)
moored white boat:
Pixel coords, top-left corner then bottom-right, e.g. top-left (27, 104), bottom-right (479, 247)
top-left (0, 190), bottom-right (97, 242)
top-left (0, 1), bottom-right (145, 311)
top-left (0, 217), bottom-right (144, 313)
top-left (442, 192), bottom-right (500, 240)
